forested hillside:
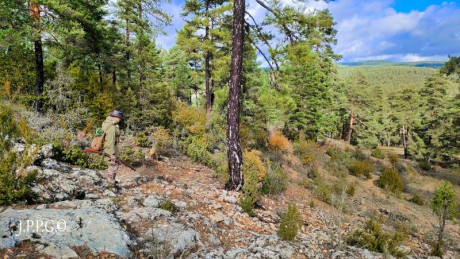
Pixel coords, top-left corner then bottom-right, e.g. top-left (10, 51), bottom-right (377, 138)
top-left (0, 0), bottom-right (459, 258)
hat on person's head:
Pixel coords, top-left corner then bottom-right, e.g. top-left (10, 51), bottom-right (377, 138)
top-left (109, 110), bottom-right (124, 119)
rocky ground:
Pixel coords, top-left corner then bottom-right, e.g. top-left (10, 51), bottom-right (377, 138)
top-left (0, 141), bottom-right (459, 259)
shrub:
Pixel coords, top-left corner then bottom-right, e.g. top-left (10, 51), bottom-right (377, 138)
top-left (408, 193), bottom-right (424, 205)
top-left (371, 148), bottom-right (385, 159)
top-left (121, 146), bottom-right (135, 165)
top-left (261, 162), bottom-right (289, 195)
top-left (63, 144), bottom-right (89, 168)
top-left (278, 203), bottom-right (301, 241)
top-left (347, 217), bottom-right (408, 257)
top-left (314, 183), bottom-right (332, 204)
top-left (418, 160), bottom-right (431, 170)
top-left (240, 155), bottom-right (262, 216)
top-left (243, 150), bottom-right (266, 181)
top-left (151, 126), bottom-right (170, 156)
top-left (326, 148), bottom-right (338, 158)
top-left (352, 148), bottom-right (368, 161)
top-left (136, 131), bottom-right (151, 148)
top-left (431, 242), bottom-right (444, 257)
top-left (268, 130), bottom-right (290, 152)
top-left (348, 160), bottom-right (374, 178)
top-left (346, 182), bottom-right (356, 197)
top-left (294, 131), bottom-right (320, 165)
top-left (388, 153), bottom-right (399, 165)
top-left (309, 201), bottom-right (316, 208)
top-left (377, 168), bottom-right (403, 194)
top-left (0, 151), bottom-right (37, 205)
top-left (88, 153), bottom-right (108, 170)
top-left (185, 135), bottom-right (214, 167)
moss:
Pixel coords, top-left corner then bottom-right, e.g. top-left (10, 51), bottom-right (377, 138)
top-left (159, 200), bottom-right (175, 213)
top-left (278, 203), bottom-right (301, 241)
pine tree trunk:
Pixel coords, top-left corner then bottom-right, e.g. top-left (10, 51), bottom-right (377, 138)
top-left (205, 0), bottom-right (212, 121)
top-left (339, 122), bottom-right (344, 140)
top-left (225, 0), bottom-right (245, 191)
top-left (30, 2), bottom-right (44, 113)
top-left (347, 109), bottom-right (354, 144)
top-left (402, 125), bottom-right (408, 159)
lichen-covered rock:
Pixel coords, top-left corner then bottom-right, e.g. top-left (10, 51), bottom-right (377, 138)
top-left (0, 207), bottom-right (132, 258)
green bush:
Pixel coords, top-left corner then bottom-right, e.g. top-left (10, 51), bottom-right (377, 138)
top-left (408, 193), bottom-right (424, 205)
top-left (418, 160), bottom-right (431, 170)
top-left (261, 163), bottom-right (289, 195)
top-left (346, 182), bottom-right (356, 197)
top-left (136, 131), bottom-right (151, 148)
top-left (326, 148), bottom-right (338, 158)
top-left (352, 148), bottom-right (368, 161)
top-left (240, 163), bottom-right (261, 217)
top-left (185, 135), bottom-right (215, 167)
top-left (371, 148), bottom-right (385, 159)
top-left (348, 160), bottom-right (374, 178)
top-left (0, 152), bottom-right (37, 205)
top-left (377, 168), bottom-right (403, 194)
top-left (278, 203), bottom-right (301, 241)
top-left (314, 183), bottom-right (332, 204)
top-left (431, 242), bottom-right (444, 257)
top-left (63, 144), bottom-right (89, 168)
top-left (347, 217), bottom-right (408, 258)
top-left (388, 153), bottom-right (399, 165)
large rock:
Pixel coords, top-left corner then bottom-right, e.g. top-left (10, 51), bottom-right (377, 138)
top-left (145, 222), bottom-right (201, 258)
top-left (0, 206), bottom-right (132, 258)
top-left (28, 159), bottom-right (107, 203)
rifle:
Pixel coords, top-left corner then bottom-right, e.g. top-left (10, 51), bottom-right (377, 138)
top-left (84, 148), bottom-right (137, 171)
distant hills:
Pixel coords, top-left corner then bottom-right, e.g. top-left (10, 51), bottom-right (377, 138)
top-left (339, 60), bottom-right (445, 69)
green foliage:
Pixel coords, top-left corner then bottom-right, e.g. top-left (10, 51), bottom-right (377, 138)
top-left (371, 148), bottom-right (385, 159)
top-left (0, 152), bottom-right (37, 205)
top-left (347, 217), bottom-right (408, 258)
top-left (418, 160), bottom-right (431, 170)
top-left (431, 242), bottom-right (444, 257)
top-left (346, 182), bottom-right (356, 197)
top-left (348, 160), bottom-right (374, 178)
top-left (240, 158), bottom-right (262, 217)
top-left (63, 145), bottom-right (89, 168)
top-left (388, 153), bottom-right (399, 165)
top-left (408, 193), bottom-right (424, 205)
top-left (261, 162), bottom-right (289, 195)
top-left (377, 168), bottom-right (403, 194)
top-left (431, 181), bottom-right (457, 220)
top-left (185, 135), bottom-right (214, 167)
top-left (314, 183), bottom-right (332, 204)
top-left (136, 131), bottom-right (151, 148)
top-left (278, 203), bottom-right (301, 241)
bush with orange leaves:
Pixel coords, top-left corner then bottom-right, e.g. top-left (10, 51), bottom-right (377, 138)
top-left (268, 130), bottom-right (290, 152)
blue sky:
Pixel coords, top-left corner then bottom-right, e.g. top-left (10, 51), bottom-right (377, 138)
top-left (157, 0), bottom-right (460, 63)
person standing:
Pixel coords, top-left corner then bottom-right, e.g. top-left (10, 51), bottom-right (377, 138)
top-left (102, 110), bottom-right (123, 188)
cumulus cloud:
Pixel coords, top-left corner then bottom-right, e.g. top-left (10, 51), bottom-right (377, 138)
top-left (329, 0), bottom-right (460, 62)
top-left (156, 0), bottom-right (460, 62)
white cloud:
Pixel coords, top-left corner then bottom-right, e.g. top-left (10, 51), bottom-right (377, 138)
top-left (155, 0), bottom-right (460, 62)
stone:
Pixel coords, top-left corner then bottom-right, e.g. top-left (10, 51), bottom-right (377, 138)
top-left (143, 195), bottom-right (162, 208)
top-left (146, 222), bottom-right (200, 258)
top-left (39, 243), bottom-right (79, 259)
top-left (0, 207), bottom-right (132, 258)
